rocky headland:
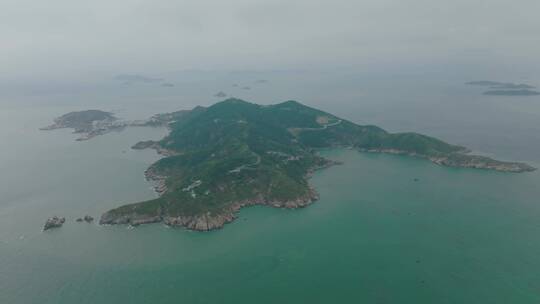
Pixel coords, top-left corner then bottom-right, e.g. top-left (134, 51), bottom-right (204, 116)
top-left (100, 186), bottom-right (320, 231)
top-left (359, 148), bottom-right (535, 173)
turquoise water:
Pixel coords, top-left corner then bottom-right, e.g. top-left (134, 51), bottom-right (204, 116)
top-left (1, 75), bottom-right (540, 303)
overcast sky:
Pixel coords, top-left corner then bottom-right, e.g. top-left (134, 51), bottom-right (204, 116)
top-left (1, 0), bottom-right (539, 81)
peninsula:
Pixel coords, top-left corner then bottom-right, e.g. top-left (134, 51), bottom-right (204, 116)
top-left (94, 99), bottom-right (535, 231)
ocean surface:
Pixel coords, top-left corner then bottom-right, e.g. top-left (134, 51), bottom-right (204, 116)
top-left (1, 71), bottom-right (540, 303)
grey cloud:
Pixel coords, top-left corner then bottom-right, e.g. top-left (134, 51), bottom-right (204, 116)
top-left (1, 0), bottom-right (539, 82)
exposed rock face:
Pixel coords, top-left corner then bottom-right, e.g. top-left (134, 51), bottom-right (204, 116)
top-left (99, 212), bottom-right (162, 226)
top-left (163, 189), bottom-right (318, 231)
top-left (144, 167), bottom-right (168, 195)
top-left (164, 213), bottom-right (236, 231)
top-left (99, 187), bottom-right (320, 231)
top-left (44, 216), bottom-right (65, 231)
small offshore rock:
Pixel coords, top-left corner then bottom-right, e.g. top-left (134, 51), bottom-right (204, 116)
top-left (44, 216), bottom-right (65, 231)
top-left (76, 218), bottom-right (83, 222)
top-left (83, 215), bottom-right (94, 223)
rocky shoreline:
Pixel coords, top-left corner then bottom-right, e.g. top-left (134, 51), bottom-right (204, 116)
top-left (98, 161), bottom-right (335, 231)
top-left (99, 187), bottom-right (320, 231)
top-left (131, 140), bottom-right (179, 157)
top-left (134, 142), bottom-right (180, 196)
top-left (144, 166), bottom-right (168, 196)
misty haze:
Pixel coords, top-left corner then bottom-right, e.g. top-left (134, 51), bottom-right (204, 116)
top-left (1, 1), bottom-right (540, 303)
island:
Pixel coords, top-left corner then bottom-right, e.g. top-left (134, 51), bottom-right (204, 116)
top-left (40, 108), bottom-right (195, 141)
top-left (115, 74), bottom-right (164, 85)
top-left (43, 216), bottom-right (65, 231)
top-left (466, 81), bottom-right (536, 89)
top-left (484, 89), bottom-right (540, 96)
top-left (93, 99), bottom-right (535, 231)
top-left (466, 81), bottom-right (540, 96)
top-left (76, 215), bottom-right (94, 223)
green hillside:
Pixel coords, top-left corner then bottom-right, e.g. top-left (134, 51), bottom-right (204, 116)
top-left (100, 99), bottom-right (535, 230)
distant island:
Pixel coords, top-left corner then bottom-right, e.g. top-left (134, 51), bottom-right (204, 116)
top-left (40, 109), bottom-right (188, 141)
top-left (115, 74), bottom-right (164, 85)
top-left (53, 99), bottom-right (531, 231)
top-left (466, 81), bottom-right (536, 89)
top-left (484, 89), bottom-right (540, 96)
top-left (214, 91), bottom-right (227, 98)
top-left (40, 110), bottom-right (121, 141)
top-left (466, 80), bottom-right (540, 96)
